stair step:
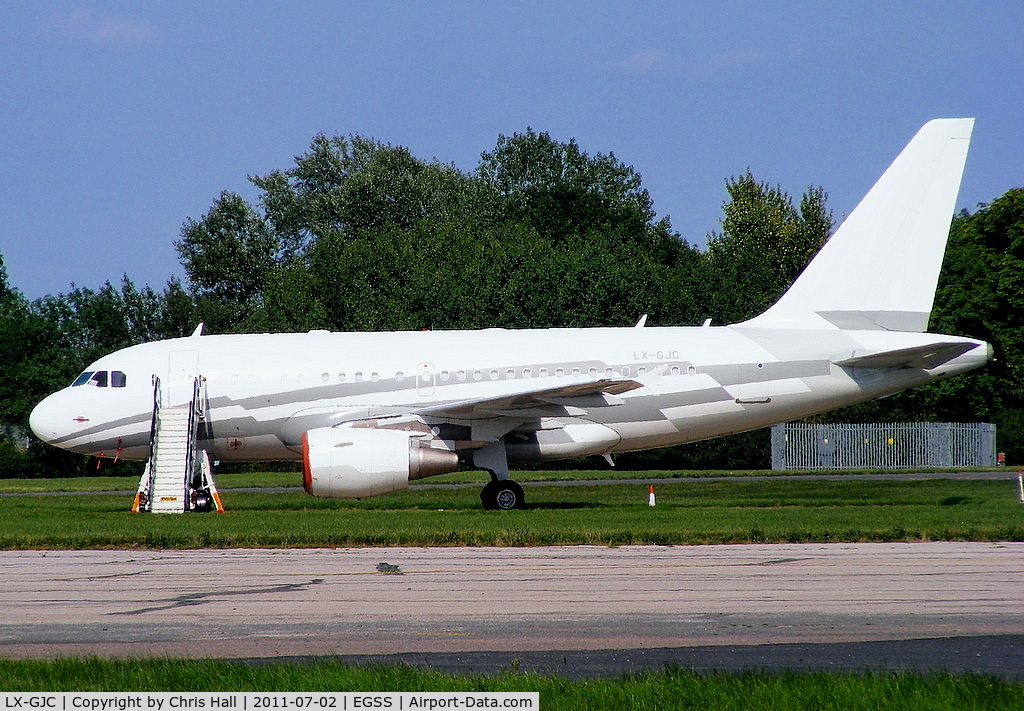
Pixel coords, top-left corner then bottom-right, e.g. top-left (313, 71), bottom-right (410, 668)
top-left (138, 378), bottom-right (223, 513)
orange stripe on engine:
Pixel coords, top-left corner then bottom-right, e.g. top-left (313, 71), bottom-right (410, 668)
top-left (301, 431), bottom-right (313, 495)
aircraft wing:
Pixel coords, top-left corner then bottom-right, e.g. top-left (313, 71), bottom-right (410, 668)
top-left (835, 341), bottom-right (981, 370)
top-left (411, 378), bottom-right (644, 420)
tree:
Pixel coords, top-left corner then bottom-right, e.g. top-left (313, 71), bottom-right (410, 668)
top-left (176, 135), bottom-right (481, 333)
top-left (476, 128), bottom-right (656, 239)
top-left (474, 128), bottom-right (700, 326)
top-left (0, 257), bottom-right (100, 476)
top-left (702, 173), bottom-right (832, 324)
top-left (252, 134), bottom-right (474, 245)
top-left (0, 257), bottom-right (49, 433)
top-left (175, 191), bottom-right (279, 332)
top-left (174, 129), bottom-right (702, 334)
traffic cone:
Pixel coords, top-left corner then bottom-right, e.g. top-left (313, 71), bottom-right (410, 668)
top-left (648, 484), bottom-right (656, 507)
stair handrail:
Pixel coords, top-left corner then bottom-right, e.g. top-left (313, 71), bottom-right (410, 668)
top-left (195, 375), bottom-right (207, 421)
top-left (184, 375), bottom-right (204, 509)
top-left (149, 375), bottom-right (162, 445)
top-left (139, 375), bottom-right (163, 512)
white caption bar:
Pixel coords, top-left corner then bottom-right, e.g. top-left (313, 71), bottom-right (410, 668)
top-left (0, 694), bottom-right (538, 711)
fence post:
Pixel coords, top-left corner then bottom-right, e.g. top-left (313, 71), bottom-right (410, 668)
top-left (770, 424), bottom-right (787, 471)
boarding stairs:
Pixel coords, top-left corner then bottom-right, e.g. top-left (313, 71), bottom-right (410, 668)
top-left (132, 375), bottom-right (224, 513)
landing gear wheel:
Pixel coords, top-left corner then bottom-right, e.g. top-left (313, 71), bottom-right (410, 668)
top-left (480, 479), bottom-right (525, 510)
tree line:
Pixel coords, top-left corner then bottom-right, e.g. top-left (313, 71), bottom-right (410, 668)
top-left (2, 129), bottom-right (1021, 477)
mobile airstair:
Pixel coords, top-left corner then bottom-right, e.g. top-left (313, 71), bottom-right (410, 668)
top-left (132, 375), bottom-right (224, 513)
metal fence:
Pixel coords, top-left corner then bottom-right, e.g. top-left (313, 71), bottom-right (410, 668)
top-left (770, 422), bottom-right (997, 470)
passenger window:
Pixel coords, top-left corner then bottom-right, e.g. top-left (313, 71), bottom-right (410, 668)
top-left (111, 371), bottom-right (127, 388)
top-left (72, 372), bottom-right (94, 387)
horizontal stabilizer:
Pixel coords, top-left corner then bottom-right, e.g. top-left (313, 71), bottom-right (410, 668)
top-left (835, 341), bottom-right (980, 370)
top-left (413, 378), bottom-right (643, 420)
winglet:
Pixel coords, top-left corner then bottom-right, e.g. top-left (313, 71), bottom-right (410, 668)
top-left (191, 323), bottom-right (205, 337)
top-left (745, 119), bottom-right (974, 332)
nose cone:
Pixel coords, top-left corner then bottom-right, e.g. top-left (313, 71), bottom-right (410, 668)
top-left (29, 392), bottom-right (69, 445)
top-left (30, 389), bottom-right (108, 455)
top-left (31, 384), bottom-right (150, 460)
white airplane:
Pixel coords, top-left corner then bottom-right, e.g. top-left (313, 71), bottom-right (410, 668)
top-left (30, 119), bottom-right (990, 510)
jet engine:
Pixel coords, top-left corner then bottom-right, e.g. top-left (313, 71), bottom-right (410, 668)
top-left (302, 426), bottom-right (459, 498)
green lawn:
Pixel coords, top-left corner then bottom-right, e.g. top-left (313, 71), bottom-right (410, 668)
top-left (0, 659), bottom-right (1020, 710)
top-left (1, 473), bottom-right (1022, 548)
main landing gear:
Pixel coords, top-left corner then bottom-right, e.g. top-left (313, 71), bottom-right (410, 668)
top-left (480, 478), bottom-right (525, 510)
top-left (473, 437), bottom-right (524, 510)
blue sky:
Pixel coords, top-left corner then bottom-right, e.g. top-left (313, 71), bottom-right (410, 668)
top-left (2, 1), bottom-right (1021, 300)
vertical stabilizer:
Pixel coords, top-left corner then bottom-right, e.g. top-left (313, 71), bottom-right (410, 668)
top-left (746, 118), bottom-right (974, 332)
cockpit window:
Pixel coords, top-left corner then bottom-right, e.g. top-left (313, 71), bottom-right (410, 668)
top-left (71, 370), bottom-right (125, 388)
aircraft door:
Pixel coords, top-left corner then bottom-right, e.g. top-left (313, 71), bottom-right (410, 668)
top-left (167, 350), bottom-right (200, 407)
top-left (416, 362), bottom-right (436, 397)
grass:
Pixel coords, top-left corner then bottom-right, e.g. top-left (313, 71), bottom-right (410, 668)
top-left (1, 466), bottom-right (1004, 494)
top-left (0, 659), bottom-right (1020, 710)
top-left (1, 473), bottom-right (1022, 548)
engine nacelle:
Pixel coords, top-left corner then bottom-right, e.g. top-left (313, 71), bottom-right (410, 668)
top-left (302, 426), bottom-right (459, 498)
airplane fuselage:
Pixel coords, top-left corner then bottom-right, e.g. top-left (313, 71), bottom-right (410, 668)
top-left (29, 324), bottom-right (990, 464)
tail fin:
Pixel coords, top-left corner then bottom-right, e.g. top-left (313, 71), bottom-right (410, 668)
top-left (746, 118), bottom-right (974, 332)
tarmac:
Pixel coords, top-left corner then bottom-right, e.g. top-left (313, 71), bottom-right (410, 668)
top-left (2, 542), bottom-right (1023, 678)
